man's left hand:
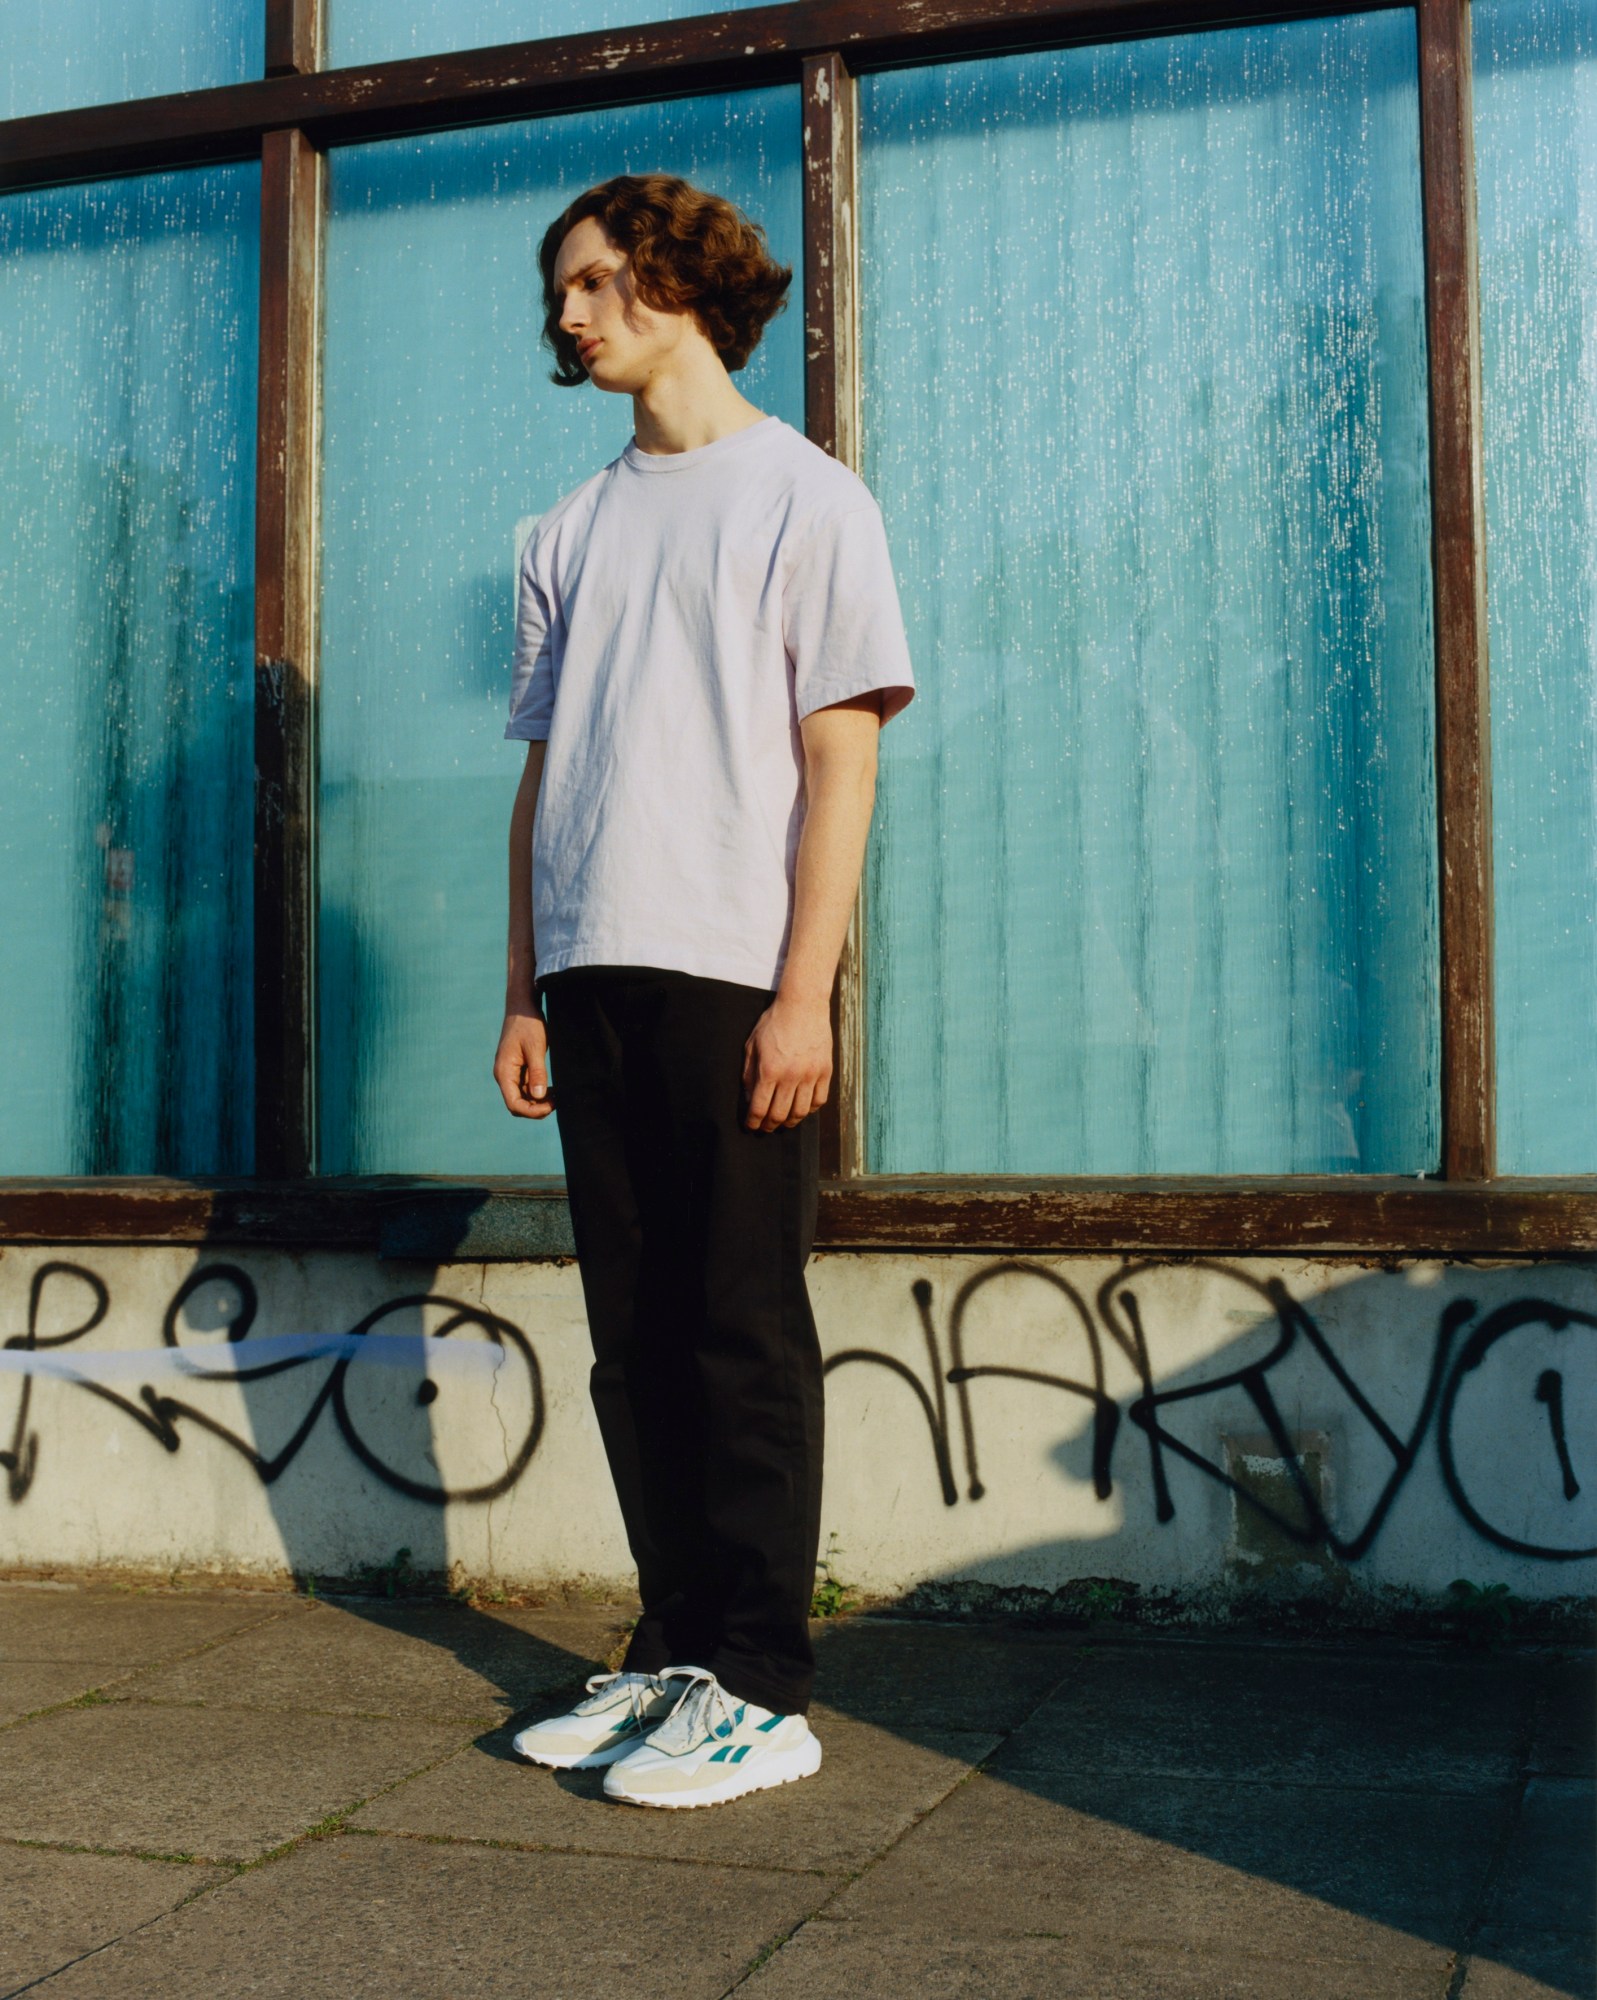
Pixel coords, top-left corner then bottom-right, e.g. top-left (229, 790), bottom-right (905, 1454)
top-left (742, 994), bottom-right (832, 1132)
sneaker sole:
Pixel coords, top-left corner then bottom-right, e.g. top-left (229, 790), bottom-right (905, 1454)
top-left (605, 1731), bottom-right (823, 1809)
top-left (513, 1732), bottom-right (653, 1772)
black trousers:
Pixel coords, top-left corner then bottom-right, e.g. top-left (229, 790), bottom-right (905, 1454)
top-left (540, 965), bottom-right (824, 1716)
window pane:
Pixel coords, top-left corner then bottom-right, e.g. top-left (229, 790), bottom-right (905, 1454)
top-left (327, 0), bottom-right (765, 68)
top-left (2, 0), bottom-right (262, 121)
top-left (318, 93), bottom-right (803, 1175)
top-left (1476, 0), bottom-right (1597, 1173)
top-left (0, 167), bottom-right (259, 1174)
top-left (860, 15), bottom-right (1440, 1175)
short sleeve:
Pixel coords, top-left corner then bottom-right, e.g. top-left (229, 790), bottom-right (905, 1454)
top-left (505, 533), bottom-right (556, 742)
top-left (782, 502), bottom-right (916, 726)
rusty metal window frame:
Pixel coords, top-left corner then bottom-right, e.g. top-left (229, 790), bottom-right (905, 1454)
top-left (4, 0), bottom-right (1584, 1256)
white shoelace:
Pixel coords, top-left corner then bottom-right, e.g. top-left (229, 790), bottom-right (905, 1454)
top-left (573, 1669), bottom-right (664, 1733)
top-left (644, 1667), bottom-right (740, 1756)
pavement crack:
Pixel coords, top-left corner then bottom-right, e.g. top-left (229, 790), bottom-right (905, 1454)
top-left (713, 1671), bottom-right (1083, 1998)
top-left (0, 1597), bottom-right (307, 1737)
top-left (234, 1727), bottom-right (488, 1876)
top-left (1, 1855), bottom-right (236, 1997)
top-left (1442, 1673), bottom-right (1543, 2000)
top-left (0, 1834), bottom-right (226, 1866)
top-left (353, 1823), bottom-right (838, 1880)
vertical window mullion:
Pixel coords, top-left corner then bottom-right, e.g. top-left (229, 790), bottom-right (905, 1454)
top-left (254, 124), bottom-right (324, 1177)
top-left (1417, 0), bottom-right (1496, 1181)
top-left (267, 0), bottom-right (322, 78)
top-left (803, 48), bottom-right (866, 1181)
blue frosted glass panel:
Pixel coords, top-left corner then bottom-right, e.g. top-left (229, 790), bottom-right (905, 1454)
top-left (1476, 0), bottom-right (1597, 1173)
top-left (319, 91), bottom-right (803, 1175)
top-left (861, 15), bottom-right (1440, 1175)
top-left (0, 167), bottom-right (259, 1174)
top-left (328, 0), bottom-right (763, 68)
top-left (1, 0), bottom-right (261, 121)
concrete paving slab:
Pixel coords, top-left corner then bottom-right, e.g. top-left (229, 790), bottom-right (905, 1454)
top-left (0, 1587), bottom-right (294, 1667)
top-left (1464, 1929), bottom-right (1596, 2000)
top-left (0, 1660), bottom-right (131, 1726)
top-left (822, 1768), bottom-right (1503, 1954)
top-left (1, 1844), bottom-right (227, 1995)
top-left (1488, 1781), bottom-right (1597, 1935)
top-left (113, 1598), bottom-right (628, 1723)
top-left (25, 1831), bottom-right (827, 1999)
top-left (0, 1600), bottom-right (1576, 2000)
top-left (1529, 1660), bottom-right (1596, 1779)
top-left (989, 1639), bottom-right (1527, 1792)
top-left (0, 1703), bottom-right (471, 1863)
top-left (352, 1708), bottom-right (998, 1875)
top-left (489, 1600), bottom-right (640, 1665)
top-left (809, 1617), bottom-right (1073, 1729)
top-left (741, 1918), bottom-right (1451, 1999)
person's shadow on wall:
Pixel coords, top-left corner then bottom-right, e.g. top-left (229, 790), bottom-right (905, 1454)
top-left (199, 1243), bottom-right (612, 1729)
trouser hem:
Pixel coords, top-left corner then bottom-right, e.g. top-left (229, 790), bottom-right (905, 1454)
top-left (621, 1635), bottom-right (671, 1678)
top-left (705, 1655), bottom-right (812, 1718)
top-left (621, 1637), bottom-right (810, 1717)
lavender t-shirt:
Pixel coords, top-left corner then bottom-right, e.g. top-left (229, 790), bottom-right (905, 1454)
top-left (505, 416), bottom-right (916, 990)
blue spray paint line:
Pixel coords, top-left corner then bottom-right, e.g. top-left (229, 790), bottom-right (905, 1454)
top-left (0, 1333), bottom-right (505, 1383)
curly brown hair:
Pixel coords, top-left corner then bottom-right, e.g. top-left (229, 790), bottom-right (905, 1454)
top-left (539, 173), bottom-right (792, 387)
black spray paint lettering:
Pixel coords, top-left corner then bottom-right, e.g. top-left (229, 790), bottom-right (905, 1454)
top-left (823, 1259), bottom-right (1595, 1564)
top-left (7, 1257), bottom-right (1592, 1563)
top-left (1, 1262), bottom-right (543, 1507)
top-left (1533, 1369), bottom-right (1579, 1501)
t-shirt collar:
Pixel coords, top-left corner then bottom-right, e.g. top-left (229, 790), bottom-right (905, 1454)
top-left (621, 414), bottom-right (783, 473)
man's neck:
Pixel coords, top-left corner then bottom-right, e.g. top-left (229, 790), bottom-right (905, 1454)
top-left (630, 361), bottom-right (768, 457)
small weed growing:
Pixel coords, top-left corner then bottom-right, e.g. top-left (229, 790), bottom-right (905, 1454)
top-left (350, 1547), bottom-right (418, 1599)
top-left (603, 1616), bottom-right (640, 1673)
top-left (451, 1579), bottom-right (507, 1608)
top-left (1447, 1578), bottom-right (1523, 1647)
top-left (449, 1576), bottom-right (545, 1611)
top-left (811, 1534), bottom-right (858, 1619)
top-left (1075, 1579), bottom-right (1129, 1624)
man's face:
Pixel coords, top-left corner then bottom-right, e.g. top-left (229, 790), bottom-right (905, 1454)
top-left (553, 215), bottom-right (695, 393)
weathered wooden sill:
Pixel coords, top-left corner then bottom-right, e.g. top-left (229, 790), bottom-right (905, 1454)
top-left (0, 1176), bottom-right (1593, 1259)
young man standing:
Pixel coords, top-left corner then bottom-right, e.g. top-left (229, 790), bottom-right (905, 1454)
top-left (493, 174), bottom-right (913, 1810)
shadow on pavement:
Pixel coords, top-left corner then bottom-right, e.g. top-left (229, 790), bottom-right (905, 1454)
top-left (1, 1246), bottom-right (1592, 1995)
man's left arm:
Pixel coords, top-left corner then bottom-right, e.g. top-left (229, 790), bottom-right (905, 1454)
top-left (741, 693), bottom-right (883, 1133)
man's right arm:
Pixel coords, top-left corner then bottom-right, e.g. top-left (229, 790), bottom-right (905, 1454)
top-left (493, 740), bottom-right (555, 1119)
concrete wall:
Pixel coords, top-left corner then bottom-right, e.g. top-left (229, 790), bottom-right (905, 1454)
top-left (2, 1244), bottom-right (1593, 1610)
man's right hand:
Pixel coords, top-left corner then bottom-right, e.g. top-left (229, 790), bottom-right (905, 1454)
top-left (494, 1010), bottom-right (555, 1119)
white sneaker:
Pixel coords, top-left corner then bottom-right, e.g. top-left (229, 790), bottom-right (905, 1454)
top-left (511, 1670), bottom-right (675, 1770)
top-left (602, 1666), bottom-right (822, 1809)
